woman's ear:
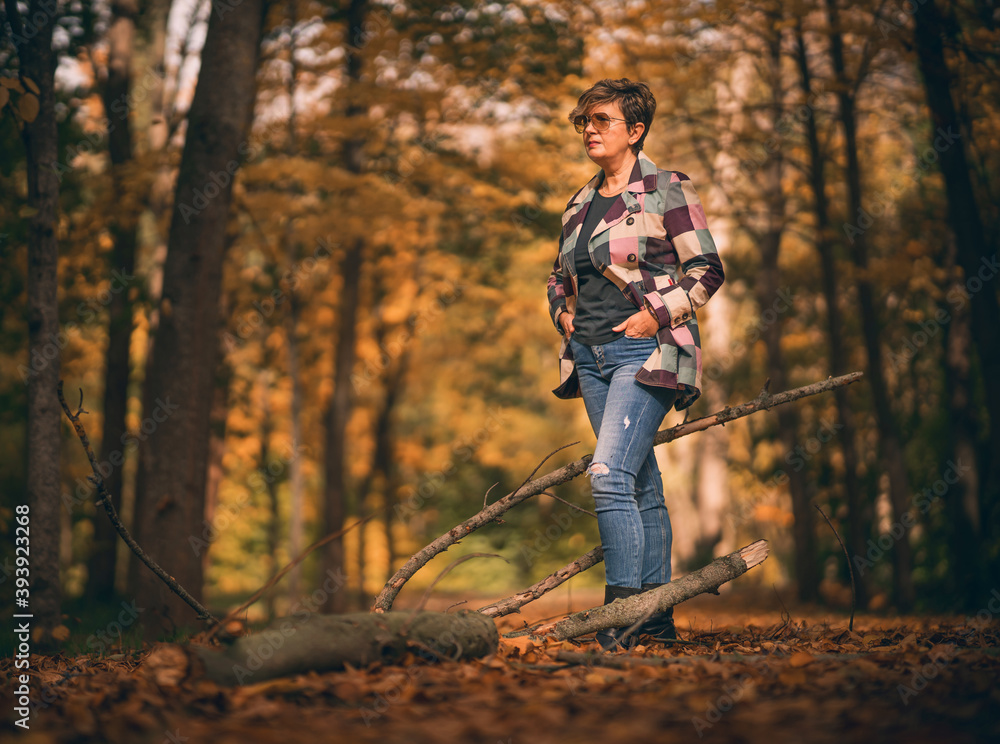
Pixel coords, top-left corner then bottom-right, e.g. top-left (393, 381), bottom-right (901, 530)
top-left (629, 121), bottom-right (645, 146)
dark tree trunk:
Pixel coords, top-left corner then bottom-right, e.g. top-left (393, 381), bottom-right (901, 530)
top-left (202, 342), bottom-right (232, 575)
top-left (913, 0), bottom-right (1000, 578)
top-left (259, 377), bottom-right (281, 620)
top-left (793, 20), bottom-right (868, 607)
top-left (826, 0), bottom-right (914, 610)
top-left (11, 0), bottom-right (63, 643)
top-left (321, 240), bottom-right (362, 614)
top-left (284, 294), bottom-right (307, 601)
top-left (88, 0), bottom-right (140, 602)
top-left (384, 468), bottom-right (398, 585)
top-left (755, 14), bottom-right (818, 602)
top-left (940, 242), bottom-right (982, 608)
top-left (282, 5), bottom-right (307, 603)
top-left (321, 0), bottom-right (368, 613)
top-left (355, 320), bottom-right (409, 604)
top-left (130, 0), bottom-right (269, 637)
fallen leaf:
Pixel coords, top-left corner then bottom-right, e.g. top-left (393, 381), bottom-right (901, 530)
top-left (789, 651), bottom-right (815, 667)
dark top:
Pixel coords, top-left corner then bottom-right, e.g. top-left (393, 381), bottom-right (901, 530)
top-left (572, 191), bottom-right (637, 345)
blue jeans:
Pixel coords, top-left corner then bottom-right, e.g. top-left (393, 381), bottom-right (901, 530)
top-left (569, 335), bottom-right (677, 588)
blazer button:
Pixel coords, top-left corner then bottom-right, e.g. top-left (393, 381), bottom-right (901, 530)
top-left (626, 216), bottom-right (635, 225)
top-left (627, 253), bottom-right (636, 262)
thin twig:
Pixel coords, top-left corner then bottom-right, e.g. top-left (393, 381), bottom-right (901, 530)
top-left (815, 503), bottom-right (856, 631)
top-left (539, 492), bottom-right (597, 518)
top-left (204, 514), bottom-right (375, 641)
top-left (477, 546), bottom-right (604, 618)
top-left (770, 584), bottom-right (791, 639)
top-left (399, 553), bottom-right (507, 636)
top-left (57, 381), bottom-right (219, 626)
top-left (511, 441), bottom-right (581, 498)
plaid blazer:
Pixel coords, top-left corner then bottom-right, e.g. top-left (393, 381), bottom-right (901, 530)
top-left (546, 152), bottom-right (724, 411)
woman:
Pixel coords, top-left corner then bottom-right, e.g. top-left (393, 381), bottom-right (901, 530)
top-left (546, 79), bottom-right (724, 650)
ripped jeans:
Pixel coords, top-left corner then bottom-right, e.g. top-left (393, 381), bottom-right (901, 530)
top-left (569, 335), bottom-right (678, 588)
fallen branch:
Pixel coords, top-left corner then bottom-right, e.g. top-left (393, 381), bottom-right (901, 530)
top-left (372, 445), bottom-right (594, 612)
top-left (546, 540), bottom-right (769, 641)
top-left (477, 546), bottom-right (604, 618)
top-left (191, 610), bottom-right (498, 685)
top-left (651, 372), bottom-right (864, 448)
top-left (57, 382), bottom-right (218, 626)
top-left (373, 372), bottom-right (862, 612)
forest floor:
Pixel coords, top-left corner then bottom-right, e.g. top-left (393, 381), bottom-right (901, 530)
top-left (2, 588), bottom-right (998, 744)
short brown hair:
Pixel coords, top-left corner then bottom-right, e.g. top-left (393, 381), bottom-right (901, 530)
top-left (569, 78), bottom-right (656, 154)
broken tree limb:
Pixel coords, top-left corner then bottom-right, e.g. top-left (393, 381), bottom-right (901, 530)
top-left (372, 372), bottom-right (861, 613)
top-left (191, 610), bottom-right (498, 685)
top-left (650, 371), bottom-right (863, 447)
top-left (546, 540), bottom-right (769, 641)
top-left (372, 447), bottom-right (595, 612)
top-left (57, 382), bottom-right (219, 626)
top-left (477, 546), bottom-right (604, 619)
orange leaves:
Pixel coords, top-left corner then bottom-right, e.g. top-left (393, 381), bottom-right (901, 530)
top-left (787, 650), bottom-right (815, 667)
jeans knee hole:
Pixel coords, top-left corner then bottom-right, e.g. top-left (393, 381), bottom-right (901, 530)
top-left (588, 462), bottom-right (610, 477)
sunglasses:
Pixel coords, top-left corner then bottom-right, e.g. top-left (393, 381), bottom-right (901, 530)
top-left (573, 112), bottom-right (628, 133)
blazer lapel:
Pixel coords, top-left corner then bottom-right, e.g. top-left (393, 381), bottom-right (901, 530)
top-left (589, 153), bottom-right (659, 243)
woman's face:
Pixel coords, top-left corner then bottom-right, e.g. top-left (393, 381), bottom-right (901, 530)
top-left (582, 100), bottom-right (641, 168)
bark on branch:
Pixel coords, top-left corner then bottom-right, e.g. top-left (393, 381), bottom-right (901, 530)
top-left (57, 382), bottom-right (219, 626)
top-left (372, 372), bottom-right (861, 612)
top-left (546, 540), bottom-right (769, 640)
top-left (192, 610), bottom-right (498, 685)
top-left (477, 546), bottom-right (604, 618)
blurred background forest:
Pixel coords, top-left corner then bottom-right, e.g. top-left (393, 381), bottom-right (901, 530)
top-left (1, 0), bottom-right (998, 644)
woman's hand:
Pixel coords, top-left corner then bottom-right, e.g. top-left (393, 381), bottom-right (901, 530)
top-left (559, 311), bottom-right (576, 336)
top-left (613, 308), bottom-right (659, 338)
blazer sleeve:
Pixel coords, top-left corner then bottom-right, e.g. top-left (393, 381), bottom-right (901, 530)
top-left (642, 173), bottom-right (725, 329)
top-left (546, 232), bottom-right (568, 334)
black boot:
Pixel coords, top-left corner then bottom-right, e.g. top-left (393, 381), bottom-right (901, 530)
top-left (595, 585), bottom-right (642, 651)
top-left (639, 582), bottom-right (677, 642)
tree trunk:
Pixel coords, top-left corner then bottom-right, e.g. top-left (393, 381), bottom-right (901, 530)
top-left (202, 340), bottom-right (232, 574)
top-left (321, 239), bottom-right (362, 613)
top-left (384, 471), bottom-right (398, 584)
top-left (355, 320), bottom-right (409, 603)
top-left (793, 19), bottom-right (868, 607)
top-left (12, 0), bottom-right (63, 644)
top-left (130, 1), bottom-right (269, 637)
top-left (826, 0), bottom-right (914, 610)
top-left (143, 0), bottom-right (194, 363)
top-left (259, 374), bottom-right (281, 621)
top-left (756, 15), bottom-right (818, 602)
top-left (913, 0), bottom-right (1000, 576)
top-left (284, 294), bottom-right (307, 601)
top-left (941, 241), bottom-right (983, 608)
top-left (88, 0), bottom-right (140, 601)
top-left (321, 0), bottom-right (368, 613)
top-left (280, 2), bottom-right (307, 604)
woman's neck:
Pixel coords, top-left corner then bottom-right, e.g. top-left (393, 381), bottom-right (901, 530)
top-left (599, 151), bottom-right (638, 194)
